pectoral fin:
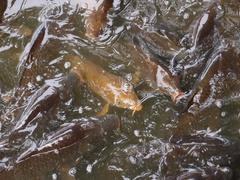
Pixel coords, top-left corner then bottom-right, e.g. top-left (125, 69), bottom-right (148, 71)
top-left (97, 103), bottom-right (109, 116)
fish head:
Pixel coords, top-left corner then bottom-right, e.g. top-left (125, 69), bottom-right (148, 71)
top-left (114, 81), bottom-right (142, 111)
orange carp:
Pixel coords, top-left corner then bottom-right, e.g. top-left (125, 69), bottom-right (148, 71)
top-left (66, 55), bottom-right (142, 114)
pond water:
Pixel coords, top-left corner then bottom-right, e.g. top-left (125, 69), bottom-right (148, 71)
top-left (0, 0), bottom-right (240, 179)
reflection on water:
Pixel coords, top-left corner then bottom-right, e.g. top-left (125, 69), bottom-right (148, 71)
top-left (1, 0), bottom-right (240, 179)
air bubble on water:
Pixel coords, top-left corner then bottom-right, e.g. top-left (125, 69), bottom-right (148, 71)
top-left (215, 100), bottom-right (222, 108)
top-left (84, 106), bottom-right (92, 111)
top-left (86, 164), bottom-right (92, 173)
top-left (27, 82), bottom-right (34, 89)
top-left (129, 156), bottom-right (136, 164)
top-left (221, 111), bottom-right (226, 117)
top-left (183, 12), bottom-right (190, 19)
top-left (69, 167), bottom-right (77, 176)
top-left (54, 149), bottom-right (59, 154)
top-left (164, 0), bottom-right (170, 6)
top-left (165, 107), bottom-right (170, 112)
top-left (78, 107), bottom-right (83, 114)
top-left (64, 61), bottom-right (71, 69)
top-left (52, 173), bottom-right (57, 180)
top-left (134, 130), bottom-right (140, 137)
top-left (36, 75), bottom-right (43, 82)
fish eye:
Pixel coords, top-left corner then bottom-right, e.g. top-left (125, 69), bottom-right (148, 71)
top-left (121, 82), bottom-right (133, 93)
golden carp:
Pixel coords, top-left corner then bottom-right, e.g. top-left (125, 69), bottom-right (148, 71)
top-left (66, 55), bottom-right (142, 113)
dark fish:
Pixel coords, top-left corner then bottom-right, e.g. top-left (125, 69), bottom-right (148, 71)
top-left (17, 114), bottom-right (120, 161)
top-left (191, 4), bottom-right (217, 49)
top-left (176, 167), bottom-right (232, 180)
top-left (0, 0), bottom-right (7, 23)
top-left (179, 47), bottom-right (240, 114)
top-left (125, 41), bottom-right (184, 103)
top-left (13, 72), bottom-right (80, 132)
top-left (0, 115), bottom-right (120, 180)
top-left (85, 0), bottom-right (113, 39)
top-left (13, 85), bottom-right (60, 132)
top-left (132, 26), bottom-right (181, 67)
top-left (18, 23), bottom-right (46, 87)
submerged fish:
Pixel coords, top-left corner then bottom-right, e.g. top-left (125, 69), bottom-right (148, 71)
top-left (85, 0), bottom-right (113, 39)
top-left (125, 41), bottom-right (184, 103)
top-left (18, 23), bottom-right (46, 87)
top-left (13, 73), bottom-right (79, 132)
top-left (17, 114), bottom-right (120, 162)
top-left (0, 0), bottom-right (7, 23)
top-left (191, 3), bottom-right (217, 49)
top-left (66, 55), bottom-right (142, 114)
top-left (0, 115), bottom-right (120, 180)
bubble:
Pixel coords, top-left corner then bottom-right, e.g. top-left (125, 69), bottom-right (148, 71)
top-left (52, 173), bottom-right (58, 180)
top-left (64, 61), bottom-right (71, 69)
top-left (134, 130), bottom-right (140, 137)
top-left (129, 156), bottom-right (136, 164)
top-left (53, 149), bottom-right (59, 154)
top-left (165, 107), bottom-right (170, 112)
top-left (215, 100), bottom-right (222, 108)
top-left (183, 12), bottom-right (190, 19)
top-left (164, 0), bottom-right (170, 6)
top-left (78, 107), bottom-right (83, 114)
top-left (69, 167), bottom-right (77, 176)
top-left (221, 111), bottom-right (226, 117)
top-left (84, 106), bottom-right (92, 111)
top-left (36, 75), bottom-right (43, 82)
top-left (86, 164), bottom-right (92, 173)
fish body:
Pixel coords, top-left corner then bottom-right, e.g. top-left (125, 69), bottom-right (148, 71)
top-left (126, 42), bottom-right (184, 103)
top-left (67, 55), bottom-right (142, 112)
top-left (0, 0), bottom-right (7, 23)
top-left (85, 0), bottom-right (113, 39)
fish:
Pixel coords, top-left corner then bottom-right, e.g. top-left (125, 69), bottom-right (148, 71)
top-left (0, 0), bottom-right (7, 23)
top-left (17, 114), bottom-right (120, 162)
top-left (0, 115), bottom-right (120, 180)
top-left (124, 41), bottom-right (184, 103)
top-left (17, 23), bottom-right (46, 87)
top-left (12, 72), bottom-right (80, 132)
top-left (85, 0), bottom-right (113, 39)
top-left (191, 3), bottom-right (217, 49)
top-left (66, 55), bottom-right (142, 114)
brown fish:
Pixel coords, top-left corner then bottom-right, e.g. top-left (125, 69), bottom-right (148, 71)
top-left (66, 55), bottom-right (142, 114)
top-left (125, 42), bottom-right (184, 103)
top-left (0, 0), bottom-right (7, 23)
top-left (18, 23), bottom-right (46, 87)
top-left (17, 114), bottom-right (120, 162)
top-left (85, 0), bottom-right (113, 39)
top-left (191, 3), bottom-right (217, 49)
top-left (13, 73), bottom-right (80, 132)
top-left (0, 115), bottom-right (120, 180)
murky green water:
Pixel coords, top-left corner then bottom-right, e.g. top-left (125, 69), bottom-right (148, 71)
top-left (0, 0), bottom-right (240, 179)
